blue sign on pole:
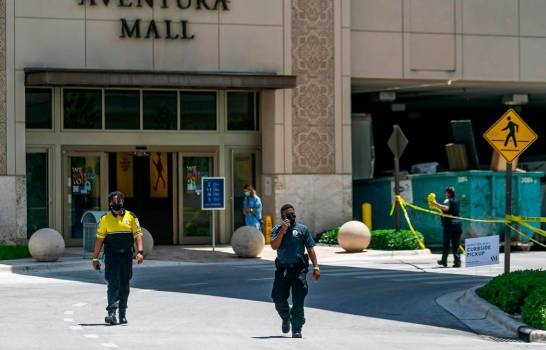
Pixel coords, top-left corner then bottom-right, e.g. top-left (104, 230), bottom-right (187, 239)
top-left (201, 177), bottom-right (225, 210)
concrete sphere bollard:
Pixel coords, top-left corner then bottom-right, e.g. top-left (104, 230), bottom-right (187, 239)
top-left (337, 221), bottom-right (371, 252)
top-left (141, 227), bottom-right (154, 257)
top-left (231, 226), bottom-right (265, 258)
top-left (28, 228), bottom-right (65, 262)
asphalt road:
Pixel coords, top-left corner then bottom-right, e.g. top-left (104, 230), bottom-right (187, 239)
top-left (0, 257), bottom-right (541, 350)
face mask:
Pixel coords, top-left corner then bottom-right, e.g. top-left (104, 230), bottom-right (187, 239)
top-left (110, 202), bottom-right (123, 211)
top-left (244, 191), bottom-right (250, 197)
top-left (285, 212), bottom-right (296, 226)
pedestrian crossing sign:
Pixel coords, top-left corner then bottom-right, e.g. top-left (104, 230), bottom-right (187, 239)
top-left (483, 109), bottom-right (537, 163)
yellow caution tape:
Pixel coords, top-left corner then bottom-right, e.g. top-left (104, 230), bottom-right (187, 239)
top-left (389, 196), bottom-right (426, 249)
top-left (390, 195), bottom-right (546, 250)
top-left (505, 223), bottom-right (546, 248)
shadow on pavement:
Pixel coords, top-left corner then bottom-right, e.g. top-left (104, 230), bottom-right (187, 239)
top-left (16, 260), bottom-right (491, 333)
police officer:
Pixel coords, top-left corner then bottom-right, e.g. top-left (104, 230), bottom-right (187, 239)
top-left (91, 191), bottom-right (144, 325)
top-left (270, 204), bottom-right (320, 338)
top-left (431, 186), bottom-right (462, 268)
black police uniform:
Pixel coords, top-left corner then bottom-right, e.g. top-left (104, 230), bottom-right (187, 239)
top-left (270, 221), bottom-right (315, 334)
top-left (440, 197), bottom-right (462, 267)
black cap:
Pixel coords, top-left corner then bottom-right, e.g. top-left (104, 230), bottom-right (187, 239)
top-left (280, 203), bottom-right (294, 215)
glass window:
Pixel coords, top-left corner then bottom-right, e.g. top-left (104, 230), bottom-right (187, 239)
top-left (105, 90), bottom-right (140, 130)
top-left (227, 92), bottom-right (259, 131)
top-left (26, 152), bottom-right (49, 236)
top-left (143, 91), bottom-right (177, 130)
top-left (182, 156), bottom-right (212, 237)
top-left (25, 88), bottom-right (52, 129)
top-left (180, 91), bottom-right (217, 130)
top-left (69, 155), bottom-right (101, 239)
top-left (63, 89), bottom-right (102, 129)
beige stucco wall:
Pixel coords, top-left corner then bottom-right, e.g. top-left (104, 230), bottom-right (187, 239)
top-left (0, 0), bottom-right (26, 246)
top-left (0, 0), bottom-right (5, 175)
top-left (13, 0), bottom-right (284, 72)
top-left (261, 0), bottom-right (352, 234)
top-left (351, 0), bottom-right (546, 82)
top-left (9, 0), bottom-right (353, 239)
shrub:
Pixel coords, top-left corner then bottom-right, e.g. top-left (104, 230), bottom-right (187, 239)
top-left (0, 245), bottom-right (31, 260)
top-left (317, 228), bottom-right (339, 245)
top-left (522, 286), bottom-right (546, 330)
top-left (477, 270), bottom-right (546, 315)
top-left (368, 229), bottom-right (424, 250)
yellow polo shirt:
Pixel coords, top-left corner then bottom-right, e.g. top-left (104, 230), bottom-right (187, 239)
top-left (97, 210), bottom-right (143, 254)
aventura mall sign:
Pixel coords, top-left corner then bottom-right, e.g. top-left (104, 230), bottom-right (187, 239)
top-left (78, 0), bottom-right (231, 40)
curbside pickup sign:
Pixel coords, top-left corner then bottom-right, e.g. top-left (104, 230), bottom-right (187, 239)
top-left (465, 235), bottom-right (499, 268)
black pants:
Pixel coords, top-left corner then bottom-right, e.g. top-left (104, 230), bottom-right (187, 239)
top-left (104, 252), bottom-right (133, 311)
top-left (271, 259), bottom-right (308, 332)
top-left (441, 225), bottom-right (462, 266)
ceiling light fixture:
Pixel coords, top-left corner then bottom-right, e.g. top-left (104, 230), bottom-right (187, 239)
top-left (502, 94), bottom-right (528, 106)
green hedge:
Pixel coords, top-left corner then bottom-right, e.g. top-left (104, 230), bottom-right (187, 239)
top-left (521, 286), bottom-right (546, 330)
top-left (368, 229), bottom-right (424, 250)
top-left (0, 245), bottom-right (31, 260)
top-left (477, 270), bottom-right (546, 316)
top-left (317, 227), bottom-right (424, 250)
top-left (317, 228), bottom-right (339, 245)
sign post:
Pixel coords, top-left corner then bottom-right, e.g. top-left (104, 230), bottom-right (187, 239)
top-left (387, 125), bottom-right (409, 232)
top-left (201, 177), bottom-right (226, 252)
top-left (483, 109), bottom-right (537, 273)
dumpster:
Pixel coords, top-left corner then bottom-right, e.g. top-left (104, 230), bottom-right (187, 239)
top-left (80, 210), bottom-right (107, 258)
top-left (353, 170), bottom-right (544, 246)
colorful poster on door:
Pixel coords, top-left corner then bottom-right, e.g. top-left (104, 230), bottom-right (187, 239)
top-left (150, 152), bottom-right (168, 198)
top-left (116, 153), bottom-right (134, 197)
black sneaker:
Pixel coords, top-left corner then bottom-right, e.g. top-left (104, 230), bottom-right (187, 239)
top-left (452, 264), bottom-right (461, 268)
top-left (119, 309), bottom-right (128, 324)
top-left (105, 312), bottom-right (117, 325)
top-left (282, 317), bottom-right (290, 334)
top-left (437, 260), bottom-right (447, 267)
top-left (292, 331), bottom-right (302, 338)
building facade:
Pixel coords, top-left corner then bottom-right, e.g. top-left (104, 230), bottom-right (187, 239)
top-left (2, 0), bottom-right (546, 247)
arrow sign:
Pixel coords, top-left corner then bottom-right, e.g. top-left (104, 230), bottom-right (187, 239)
top-left (388, 125), bottom-right (408, 158)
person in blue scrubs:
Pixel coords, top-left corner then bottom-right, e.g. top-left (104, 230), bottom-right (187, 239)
top-left (242, 184), bottom-right (263, 230)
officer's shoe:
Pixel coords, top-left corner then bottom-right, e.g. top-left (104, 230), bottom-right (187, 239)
top-left (281, 317), bottom-right (290, 334)
top-left (437, 260), bottom-right (447, 267)
top-left (105, 310), bottom-right (117, 325)
top-left (119, 309), bottom-right (128, 324)
top-left (292, 330), bottom-right (302, 338)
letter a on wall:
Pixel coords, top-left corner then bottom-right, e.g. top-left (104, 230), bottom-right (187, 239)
top-left (150, 152), bottom-right (168, 198)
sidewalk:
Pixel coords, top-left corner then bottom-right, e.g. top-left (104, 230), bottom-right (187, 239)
top-left (1, 244), bottom-right (544, 342)
top-left (0, 244), bottom-right (433, 272)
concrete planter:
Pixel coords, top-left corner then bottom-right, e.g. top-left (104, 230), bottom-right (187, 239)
top-left (28, 228), bottom-right (65, 262)
top-left (141, 227), bottom-right (154, 257)
top-left (337, 221), bottom-right (371, 252)
top-left (231, 226), bottom-right (265, 258)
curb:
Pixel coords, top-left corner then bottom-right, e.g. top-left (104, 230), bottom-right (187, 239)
top-left (456, 286), bottom-right (546, 342)
top-left (0, 259), bottom-right (90, 273)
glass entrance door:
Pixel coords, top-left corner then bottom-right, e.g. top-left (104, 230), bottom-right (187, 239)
top-left (232, 151), bottom-right (258, 231)
top-left (178, 155), bottom-right (213, 244)
top-left (63, 152), bottom-right (106, 246)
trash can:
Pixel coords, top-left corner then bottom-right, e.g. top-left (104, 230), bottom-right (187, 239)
top-left (80, 210), bottom-right (107, 258)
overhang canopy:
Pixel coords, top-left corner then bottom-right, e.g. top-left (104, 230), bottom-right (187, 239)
top-left (25, 68), bottom-right (296, 90)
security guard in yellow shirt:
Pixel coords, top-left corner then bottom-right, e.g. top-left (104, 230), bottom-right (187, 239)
top-left (91, 191), bottom-right (144, 325)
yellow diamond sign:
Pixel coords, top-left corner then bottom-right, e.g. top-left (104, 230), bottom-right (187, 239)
top-left (483, 109), bottom-right (537, 163)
